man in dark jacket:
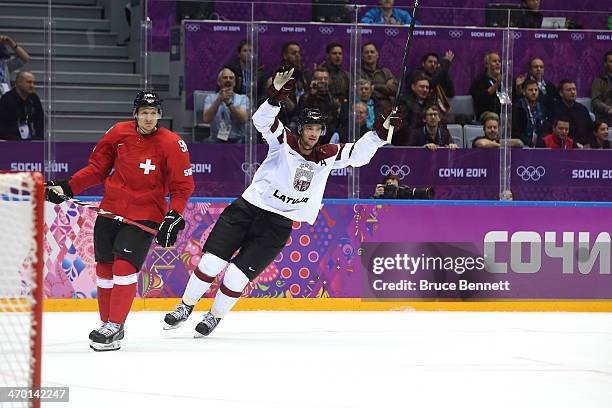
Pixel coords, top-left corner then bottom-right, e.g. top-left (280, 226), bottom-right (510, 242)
top-left (407, 51), bottom-right (455, 109)
top-left (514, 57), bottom-right (557, 111)
top-left (512, 79), bottom-right (547, 147)
top-left (224, 40), bottom-right (266, 102)
top-left (591, 51), bottom-right (612, 126)
top-left (549, 79), bottom-right (594, 147)
top-left (469, 52), bottom-right (502, 120)
top-left (0, 70), bottom-right (44, 140)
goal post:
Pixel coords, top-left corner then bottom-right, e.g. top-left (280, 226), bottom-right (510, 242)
top-left (0, 171), bottom-right (44, 408)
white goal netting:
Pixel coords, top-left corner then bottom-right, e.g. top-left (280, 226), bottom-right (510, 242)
top-left (0, 172), bottom-right (43, 407)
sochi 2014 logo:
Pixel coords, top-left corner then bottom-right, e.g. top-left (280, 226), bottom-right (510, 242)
top-left (380, 164), bottom-right (410, 180)
top-left (185, 23), bottom-right (200, 32)
top-left (516, 165), bottom-right (545, 181)
top-left (385, 28), bottom-right (400, 37)
top-left (241, 162), bottom-right (261, 176)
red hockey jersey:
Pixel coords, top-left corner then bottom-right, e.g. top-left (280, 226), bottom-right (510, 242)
top-left (68, 121), bottom-right (195, 223)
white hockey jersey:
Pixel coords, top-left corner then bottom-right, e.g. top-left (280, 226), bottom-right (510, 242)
top-left (242, 101), bottom-right (386, 224)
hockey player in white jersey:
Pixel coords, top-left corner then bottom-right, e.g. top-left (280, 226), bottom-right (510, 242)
top-left (163, 66), bottom-right (401, 336)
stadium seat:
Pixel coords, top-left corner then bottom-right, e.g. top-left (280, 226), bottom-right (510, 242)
top-left (446, 124), bottom-right (463, 147)
top-left (193, 90), bottom-right (215, 140)
top-left (576, 97), bottom-right (592, 112)
top-left (448, 96), bottom-right (474, 120)
top-left (463, 124), bottom-right (484, 148)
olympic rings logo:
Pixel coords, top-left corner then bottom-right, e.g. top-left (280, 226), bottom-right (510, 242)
top-left (449, 30), bottom-right (463, 38)
top-left (511, 31), bottom-right (522, 39)
top-left (241, 162), bottom-right (261, 176)
top-left (185, 24), bottom-right (200, 32)
top-left (570, 33), bottom-right (585, 41)
top-left (385, 28), bottom-right (400, 37)
top-left (516, 165), bottom-right (545, 181)
top-left (257, 25), bottom-right (268, 33)
top-left (380, 164), bottom-right (410, 180)
top-left (319, 26), bottom-right (334, 35)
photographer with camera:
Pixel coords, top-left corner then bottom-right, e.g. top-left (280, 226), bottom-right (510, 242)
top-left (373, 175), bottom-right (434, 200)
top-left (298, 67), bottom-right (340, 133)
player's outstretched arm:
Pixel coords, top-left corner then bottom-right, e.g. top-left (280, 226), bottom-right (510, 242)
top-left (252, 66), bottom-right (295, 145)
top-left (333, 110), bottom-right (401, 169)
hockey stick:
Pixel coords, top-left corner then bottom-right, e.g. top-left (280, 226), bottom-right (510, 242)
top-left (387, 0), bottom-right (421, 144)
top-left (57, 193), bottom-right (159, 235)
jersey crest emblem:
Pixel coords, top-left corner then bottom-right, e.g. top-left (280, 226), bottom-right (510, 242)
top-left (293, 162), bottom-right (315, 192)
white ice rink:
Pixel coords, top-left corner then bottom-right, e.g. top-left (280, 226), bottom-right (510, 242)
top-left (41, 311), bottom-right (612, 407)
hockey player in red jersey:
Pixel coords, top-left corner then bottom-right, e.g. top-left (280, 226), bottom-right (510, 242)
top-left (163, 67), bottom-right (401, 337)
top-left (45, 91), bottom-right (195, 351)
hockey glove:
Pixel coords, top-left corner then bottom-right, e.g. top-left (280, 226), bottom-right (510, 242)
top-left (373, 108), bottom-right (402, 142)
top-left (45, 180), bottom-right (73, 204)
top-left (155, 210), bottom-right (185, 247)
top-left (267, 66), bottom-right (295, 102)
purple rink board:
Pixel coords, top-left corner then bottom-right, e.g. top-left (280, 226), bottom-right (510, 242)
top-left (183, 22), bottom-right (612, 109)
top-left (5, 141), bottom-right (612, 200)
top-left (149, 0), bottom-right (610, 51)
top-left (43, 198), bottom-right (612, 300)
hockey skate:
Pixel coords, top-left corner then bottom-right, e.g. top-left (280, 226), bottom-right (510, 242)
top-left (89, 322), bottom-right (124, 352)
top-left (194, 311), bottom-right (221, 337)
top-left (163, 302), bottom-right (194, 330)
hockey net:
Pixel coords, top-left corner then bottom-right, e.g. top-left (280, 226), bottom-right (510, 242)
top-left (0, 172), bottom-right (44, 408)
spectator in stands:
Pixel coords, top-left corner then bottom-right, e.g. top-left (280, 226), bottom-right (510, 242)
top-left (360, 42), bottom-right (398, 113)
top-left (469, 52), bottom-right (502, 120)
top-left (591, 51), bottom-right (612, 126)
top-left (358, 79), bottom-right (376, 129)
top-left (325, 102), bottom-right (369, 144)
top-left (512, 79), bottom-right (547, 147)
top-left (361, 0), bottom-right (415, 25)
top-left (318, 43), bottom-right (349, 101)
top-left (472, 112), bottom-right (523, 148)
top-left (537, 117), bottom-right (577, 149)
top-left (202, 68), bottom-right (249, 143)
top-left (224, 40), bottom-right (266, 100)
top-left (514, 0), bottom-right (544, 28)
top-left (408, 105), bottom-right (457, 150)
top-left (590, 120), bottom-right (610, 149)
top-left (401, 74), bottom-right (435, 129)
top-left (267, 41), bottom-right (307, 130)
top-left (299, 67), bottom-right (340, 134)
top-left (408, 51), bottom-right (455, 114)
top-left (514, 57), bottom-right (557, 110)
top-left (0, 71), bottom-right (44, 140)
top-left (549, 79), bottom-right (594, 147)
top-left (0, 35), bottom-right (31, 96)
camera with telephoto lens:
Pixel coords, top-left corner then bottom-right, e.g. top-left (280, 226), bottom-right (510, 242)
top-left (382, 183), bottom-right (435, 200)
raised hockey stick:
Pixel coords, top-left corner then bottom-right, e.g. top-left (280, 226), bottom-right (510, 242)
top-left (57, 193), bottom-right (159, 235)
top-left (387, 0), bottom-right (421, 144)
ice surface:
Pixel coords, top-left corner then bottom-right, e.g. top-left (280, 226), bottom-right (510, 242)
top-left (42, 311), bottom-right (612, 407)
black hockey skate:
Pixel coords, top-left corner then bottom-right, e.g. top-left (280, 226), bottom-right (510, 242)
top-left (89, 322), bottom-right (124, 352)
top-left (194, 312), bottom-right (221, 337)
top-left (163, 302), bottom-right (194, 330)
